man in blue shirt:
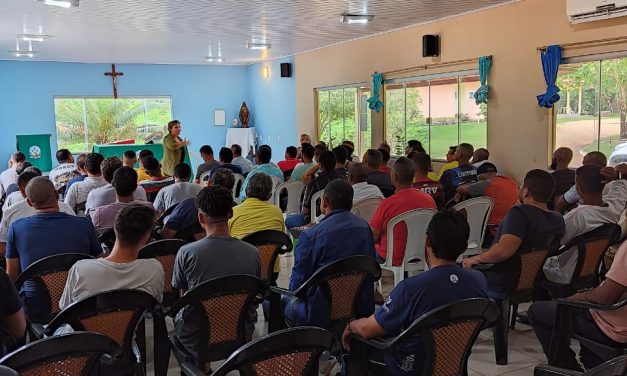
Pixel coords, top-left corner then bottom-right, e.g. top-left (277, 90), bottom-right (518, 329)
top-left (440, 143), bottom-right (478, 206)
top-left (284, 179), bottom-right (377, 327)
top-left (343, 209), bottom-right (488, 375)
top-left (5, 177), bottom-right (102, 322)
top-left (239, 146), bottom-right (283, 200)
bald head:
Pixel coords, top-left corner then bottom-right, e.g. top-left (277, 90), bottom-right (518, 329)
top-left (472, 148), bottom-right (489, 164)
top-left (348, 162), bottom-right (370, 184)
top-left (25, 176), bottom-right (59, 209)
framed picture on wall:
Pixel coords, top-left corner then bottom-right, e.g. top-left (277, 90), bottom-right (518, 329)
top-left (214, 109), bottom-right (226, 126)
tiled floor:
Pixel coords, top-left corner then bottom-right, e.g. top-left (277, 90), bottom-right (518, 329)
top-left (146, 253), bottom-right (549, 375)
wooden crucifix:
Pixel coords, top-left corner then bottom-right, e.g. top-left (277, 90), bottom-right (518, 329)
top-left (104, 64), bottom-right (124, 99)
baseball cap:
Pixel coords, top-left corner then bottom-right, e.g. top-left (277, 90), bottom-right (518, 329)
top-left (477, 162), bottom-right (497, 175)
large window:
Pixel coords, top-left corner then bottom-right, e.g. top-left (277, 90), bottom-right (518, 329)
top-left (384, 72), bottom-right (487, 159)
top-left (54, 97), bottom-right (173, 153)
top-left (555, 56), bottom-right (627, 165)
top-left (317, 86), bottom-right (371, 156)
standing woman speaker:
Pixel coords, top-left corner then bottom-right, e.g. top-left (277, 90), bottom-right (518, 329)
top-left (162, 120), bottom-right (190, 176)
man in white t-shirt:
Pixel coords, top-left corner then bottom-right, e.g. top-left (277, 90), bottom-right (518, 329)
top-left (0, 152), bottom-right (26, 199)
top-left (59, 204), bottom-right (164, 309)
top-left (555, 151), bottom-right (607, 213)
top-left (348, 162), bottom-right (383, 204)
top-left (48, 149), bottom-right (77, 191)
top-left (544, 164), bottom-right (627, 284)
top-left (0, 170), bottom-right (75, 257)
top-left (64, 153), bottom-right (107, 215)
top-left (230, 144), bottom-right (253, 175)
top-left (153, 163), bottom-right (200, 213)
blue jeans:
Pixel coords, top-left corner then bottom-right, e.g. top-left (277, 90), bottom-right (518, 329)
top-left (487, 289), bottom-right (508, 301)
top-left (285, 214), bottom-right (306, 229)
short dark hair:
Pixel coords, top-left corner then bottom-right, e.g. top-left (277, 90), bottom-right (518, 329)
top-left (138, 149), bottom-right (154, 160)
top-left (319, 150), bottom-right (336, 171)
top-left (427, 209), bottom-right (470, 261)
top-left (114, 204), bottom-right (156, 247)
top-left (142, 156), bottom-right (161, 175)
top-left (378, 148), bottom-right (390, 163)
top-left (246, 173), bottom-right (273, 201)
top-left (257, 146), bottom-right (272, 164)
top-left (76, 154), bottom-right (87, 169)
top-left (410, 152), bottom-right (432, 175)
top-left (576, 164), bottom-right (604, 195)
top-left (300, 143), bottom-right (315, 160)
top-left (364, 149), bottom-right (382, 169)
top-left (17, 170), bottom-right (41, 189)
top-left (324, 179), bottom-right (353, 211)
top-left (231, 144), bottom-right (242, 156)
top-left (85, 153), bottom-right (105, 175)
top-left (13, 152), bottom-right (26, 163)
top-left (24, 166), bottom-right (42, 175)
top-left (583, 151), bottom-right (607, 167)
top-left (101, 157), bottom-right (123, 183)
top-left (173, 163), bottom-right (192, 181)
top-left (196, 186), bottom-right (233, 221)
top-left (211, 168), bottom-right (235, 191)
top-left (341, 141), bottom-right (354, 156)
top-left (285, 146), bottom-right (298, 158)
top-left (219, 147), bottom-right (234, 163)
top-left (332, 146), bottom-right (348, 165)
top-left (112, 167), bottom-right (138, 196)
top-left (392, 157), bottom-right (416, 185)
top-left (56, 149), bottom-right (72, 163)
top-left (523, 169), bottom-right (556, 203)
top-left (407, 140), bottom-right (426, 153)
top-left (16, 161), bottom-right (32, 175)
top-left (314, 144), bottom-right (327, 158)
top-left (458, 143), bottom-right (475, 159)
top-left (123, 150), bottom-right (136, 160)
top-left (200, 145), bottom-right (214, 156)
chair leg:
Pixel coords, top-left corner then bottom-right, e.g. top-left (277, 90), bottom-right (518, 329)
top-left (268, 291), bottom-right (287, 333)
top-left (136, 318), bottom-right (147, 371)
top-left (510, 303), bottom-right (518, 330)
top-left (393, 268), bottom-right (403, 286)
top-left (493, 299), bottom-right (510, 366)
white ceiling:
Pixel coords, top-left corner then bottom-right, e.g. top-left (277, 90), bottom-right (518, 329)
top-left (1, 0), bottom-right (514, 65)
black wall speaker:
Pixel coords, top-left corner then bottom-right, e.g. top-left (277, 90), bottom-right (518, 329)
top-left (280, 63), bottom-right (292, 78)
top-left (422, 35), bottom-right (440, 57)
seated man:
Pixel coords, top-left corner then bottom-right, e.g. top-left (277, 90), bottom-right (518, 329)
top-left (342, 140), bottom-right (359, 163)
top-left (239, 146), bottom-right (284, 200)
top-left (139, 156), bottom-right (174, 202)
top-left (302, 144), bottom-right (329, 184)
top-left (363, 149), bottom-right (395, 198)
top-left (48, 149), bottom-right (77, 191)
top-left (60, 204), bottom-right (164, 309)
top-left (208, 147), bottom-right (243, 178)
top-left (556, 151), bottom-right (608, 213)
top-left (278, 146), bottom-right (299, 173)
top-left (172, 186), bottom-right (260, 373)
top-left (160, 169), bottom-right (235, 240)
top-left (436, 146), bottom-right (459, 179)
top-left (290, 143), bottom-right (315, 181)
top-left (135, 149), bottom-right (154, 183)
top-left (4, 161), bottom-right (32, 199)
top-left (439, 143), bottom-right (477, 206)
top-left (3, 164), bottom-right (38, 210)
top-left (92, 167), bottom-right (155, 233)
top-left (5, 177), bottom-right (101, 322)
top-left (371, 157), bottom-right (437, 265)
top-left (411, 152), bottom-right (444, 208)
top-left (333, 146), bottom-right (349, 178)
top-left (462, 169), bottom-right (565, 299)
top-left (64, 152), bottom-right (107, 215)
top-left (0, 152), bottom-right (26, 199)
top-left (65, 154), bottom-right (87, 193)
top-left (348, 163), bottom-right (384, 204)
top-left (529, 240), bottom-right (627, 371)
top-left (550, 147), bottom-right (575, 208)
top-left (284, 179), bottom-right (376, 327)
top-left (471, 147), bottom-right (491, 169)
top-left (154, 163), bottom-right (200, 213)
top-left (0, 268), bottom-right (27, 356)
top-left (194, 145), bottom-right (220, 183)
top-left (378, 148), bottom-right (391, 174)
top-left (230, 144), bottom-right (253, 175)
top-left (343, 209), bottom-right (488, 375)
top-left (122, 150), bottom-right (137, 168)
top-left (285, 150), bottom-right (341, 228)
top-left (405, 140), bottom-right (426, 155)
top-left (544, 164), bottom-right (627, 285)
top-left (86, 156), bottom-right (147, 216)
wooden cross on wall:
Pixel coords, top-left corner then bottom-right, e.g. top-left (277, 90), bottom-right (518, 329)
top-left (104, 64), bottom-right (124, 99)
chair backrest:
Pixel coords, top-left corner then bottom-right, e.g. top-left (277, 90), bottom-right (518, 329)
top-left (44, 289), bottom-right (159, 364)
top-left (99, 228), bottom-right (116, 254)
top-left (294, 256), bottom-right (382, 335)
top-left (14, 253), bottom-right (94, 323)
top-left (212, 327), bottom-right (333, 376)
top-left (513, 233), bottom-right (561, 297)
top-left (569, 224), bottom-right (621, 288)
top-left (242, 230), bottom-right (293, 283)
top-left (199, 171), bottom-right (211, 184)
top-left (351, 197), bottom-right (383, 223)
top-left (582, 354), bottom-right (627, 376)
top-left (0, 332), bottom-right (121, 376)
top-left (233, 173), bottom-right (245, 198)
top-left (0, 366), bottom-right (16, 376)
top-left (392, 298), bottom-right (499, 376)
top-left (310, 190), bottom-right (325, 224)
top-left (452, 196), bottom-right (494, 250)
top-left (384, 209), bottom-right (437, 267)
top-left (273, 181), bottom-right (305, 215)
top-left (167, 275), bottom-right (267, 362)
top-left (138, 239), bottom-right (187, 298)
top-left (155, 202), bottom-right (181, 229)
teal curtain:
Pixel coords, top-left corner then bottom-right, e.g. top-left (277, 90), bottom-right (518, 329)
top-left (367, 72), bottom-right (384, 113)
top-left (473, 56), bottom-right (492, 105)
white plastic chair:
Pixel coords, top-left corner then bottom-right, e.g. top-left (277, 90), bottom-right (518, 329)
top-left (232, 173), bottom-right (245, 198)
top-left (351, 197), bottom-right (382, 223)
top-left (273, 181), bottom-right (305, 215)
top-left (453, 196), bottom-right (494, 258)
top-left (379, 208), bottom-right (437, 289)
top-left (309, 190), bottom-right (325, 224)
top-left (198, 171), bottom-right (211, 185)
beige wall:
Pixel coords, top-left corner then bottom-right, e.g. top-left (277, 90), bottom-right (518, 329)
top-left (294, 0), bottom-right (627, 181)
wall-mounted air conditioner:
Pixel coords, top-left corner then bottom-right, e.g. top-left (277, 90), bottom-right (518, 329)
top-left (567, 0), bottom-right (627, 23)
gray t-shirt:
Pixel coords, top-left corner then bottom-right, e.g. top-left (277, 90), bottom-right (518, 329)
top-left (195, 161), bottom-right (220, 181)
top-left (153, 182), bottom-right (202, 212)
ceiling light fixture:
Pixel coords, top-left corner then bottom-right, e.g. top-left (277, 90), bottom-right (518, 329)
top-left (17, 33), bottom-right (53, 42)
top-left (35, 0), bottom-right (79, 8)
top-left (340, 14), bottom-right (375, 24)
top-left (247, 41), bottom-right (271, 50)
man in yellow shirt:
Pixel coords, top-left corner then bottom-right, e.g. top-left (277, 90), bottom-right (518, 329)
top-left (436, 145), bottom-right (459, 179)
top-left (135, 149), bottom-right (153, 183)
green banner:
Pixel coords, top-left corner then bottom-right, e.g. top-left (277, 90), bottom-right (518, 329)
top-left (16, 134), bottom-right (52, 172)
top-left (92, 143), bottom-right (191, 170)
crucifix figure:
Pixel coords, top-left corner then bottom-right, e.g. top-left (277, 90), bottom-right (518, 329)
top-left (104, 64), bottom-right (124, 99)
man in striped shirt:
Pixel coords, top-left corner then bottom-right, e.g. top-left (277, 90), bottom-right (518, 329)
top-left (139, 156), bottom-right (174, 202)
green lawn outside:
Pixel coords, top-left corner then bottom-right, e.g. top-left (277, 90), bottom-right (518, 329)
top-left (581, 135), bottom-right (624, 157)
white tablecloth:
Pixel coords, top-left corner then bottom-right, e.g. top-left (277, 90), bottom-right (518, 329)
top-left (226, 128), bottom-right (256, 156)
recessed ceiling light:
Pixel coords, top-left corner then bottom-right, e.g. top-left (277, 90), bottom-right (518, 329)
top-left (247, 42), bottom-right (271, 50)
top-left (10, 51), bottom-right (37, 58)
top-left (35, 0), bottom-right (79, 8)
top-left (205, 57), bottom-right (223, 63)
top-left (340, 14), bottom-right (375, 24)
top-left (17, 33), bottom-right (53, 42)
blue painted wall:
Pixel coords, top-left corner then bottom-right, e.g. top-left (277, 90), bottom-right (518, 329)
top-left (0, 61), bottom-right (250, 168)
top-left (247, 57), bottom-right (297, 163)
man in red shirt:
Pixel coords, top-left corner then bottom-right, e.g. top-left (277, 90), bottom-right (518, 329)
top-left (277, 146), bottom-right (299, 173)
top-left (370, 157), bottom-right (437, 265)
top-left (410, 152), bottom-right (444, 208)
